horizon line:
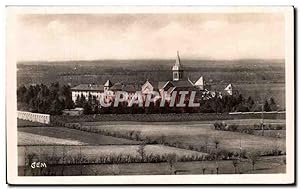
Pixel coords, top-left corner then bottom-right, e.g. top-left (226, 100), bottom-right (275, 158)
top-left (17, 58), bottom-right (285, 64)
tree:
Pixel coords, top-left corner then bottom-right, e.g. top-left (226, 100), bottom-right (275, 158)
top-left (17, 82), bottom-right (76, 114)
top-left (62, 85), bottom-right (74, 109)
top-left (263, 100), bottom-right (271, 112)
top-left (49, 98), bottom-right (64, 115)
top-left (213, 136), bottom-right (220, 149)
top-left (246, 96), bottom-right (255, 110)
top-left (49, 82), bottom-right (60, 100)
top-left (237, 94), bottom-right (244, 105)
top-left (77, 94), bottom-right (86, 107)
top-left (204, 137), bottom-right (209, 153)
top-left (166, 153), bottom-right (177, 175)
top-left (17, 85), bottom-right (27, 102)
top-left (91, 95), bottom-right (100, 113)
top-left (137, 142), bottom-right (146, 162)
top-left (236, 104), bottom-right (250, 112)
top-left (83, 100), bottom-right (93, 114)
top-left (215, 161), bottom-right (219, 174)
top-left (269, 97), bottom-right (277, 111)
top-left (246, 151), bottom-right (260, 172)
top-left (75, 94), bottom-right (81, 107)
top-left (232, 159), bottom-right (239, 174)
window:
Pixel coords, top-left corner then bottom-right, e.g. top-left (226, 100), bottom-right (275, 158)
top-left (174, 73), bottom-right (178, 78)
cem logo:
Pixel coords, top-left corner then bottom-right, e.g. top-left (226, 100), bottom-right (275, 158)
top-left (30, 162), bottom-right (47, 169)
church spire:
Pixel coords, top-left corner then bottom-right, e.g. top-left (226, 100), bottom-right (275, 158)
top-left (176, 51), bottom-right (181, 65)
top-left (172, 51), bottom-right (183, 81)
top-left (173, 51), bottom-right (182, 70)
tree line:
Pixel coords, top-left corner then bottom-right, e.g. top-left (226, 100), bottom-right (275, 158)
top-left (17, 82), bottom-right (279, 115)
top-left (17, 82), bottom-right (74, 115)
top-left (73, 91), bottom-right (278, 114)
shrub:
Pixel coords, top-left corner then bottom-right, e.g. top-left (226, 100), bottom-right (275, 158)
top-left (241, 129), bottom-right (254, 135)
top-left (246, 150), bottom-right (261, 171)
top-left (254, 123), bottom-right (285, 130)
top-left (282, 157), bottom-right (286, 165)
top-left (214, 122), bottom-right (227, 130)
top-left (229, 124), bottom-right (238, 131)
top-left (214, 122), bottom-right (240, 132)
top-left (239, 149), bottom-right (247, 159)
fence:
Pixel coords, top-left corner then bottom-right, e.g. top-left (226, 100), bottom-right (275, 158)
top-left (17, 111), bottom-right (50, 124)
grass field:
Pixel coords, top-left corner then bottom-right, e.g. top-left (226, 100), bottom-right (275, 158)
top-left (80, 119), bottom-right (286, 127)
top-left (79, 120), bottom-right (286, 154)
top-left (18, 127), bottom-right (140, 146)
top-left (18, 155), bottom-right (286, 176)
top-left (17, 119), bottom-right (286, 175)
top-left (17, 119), bottom-right (46, 127)
top-left (18, 145), bottom-right (207, 166)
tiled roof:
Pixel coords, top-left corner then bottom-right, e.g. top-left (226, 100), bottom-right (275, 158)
top-left (71, 84), bottom-right (103, 91)
top-left (158, 81), bottom-right (169, 89)
top-left (171, 80), bottom-right (194, 88)
top-left (72, 79), bottom-right (197, 92)
top-left (110, 82), bottom-right (123, 91)
top-left (123, 84), bottom-right (141, 92)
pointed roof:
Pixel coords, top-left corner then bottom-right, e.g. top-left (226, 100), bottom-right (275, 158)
top-left (224, 84), bottom-right (233, 91)
top-left (142, 80), bottom-right (154, 92)
top-left (172, 51), bottom-right (183, 71)
top-left (104, 80), bottom-right (113, 87)
top-left (194, 76), bottom-right (204, 86)
top-left (224, 84), bottom-right (234, 95)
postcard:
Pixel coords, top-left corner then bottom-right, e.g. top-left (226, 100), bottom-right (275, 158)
top-left (6, 6), bottom-right (294, 185)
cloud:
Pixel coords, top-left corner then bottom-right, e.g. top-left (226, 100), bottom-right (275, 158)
top-left (15, 13), bottom-right (285, 61)
top-left (200, 20), bottom-right (229, 29)
top-left (46, 20), bottom-right (69, 40)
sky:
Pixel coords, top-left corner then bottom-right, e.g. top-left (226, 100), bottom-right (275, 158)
top-left (16, 13), bottom-right (285, 61)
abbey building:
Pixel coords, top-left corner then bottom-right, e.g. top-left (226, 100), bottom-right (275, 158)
top-left (71, 52), bottom-right (236, 103)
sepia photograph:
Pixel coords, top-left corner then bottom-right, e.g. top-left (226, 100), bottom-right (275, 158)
top-left (6, 6), bottom-right (294, 185)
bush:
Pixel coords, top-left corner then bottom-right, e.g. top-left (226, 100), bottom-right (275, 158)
top-left (240, 150), bottom-right (247, 159)
top-left (214, 122), bottom-right (227, 130)
top-left (214, 122), bottom-right (239, 132)
top-left (240, 128), bottom-right (254, 134)
top-left (228, 124), bottom-right (239, 132)
top-left (254, 123), bottom-right (285, 130)
top-left (262, 146), bottom-right (282, 156)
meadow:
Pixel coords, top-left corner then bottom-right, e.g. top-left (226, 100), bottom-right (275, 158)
top-left (19, 155), bottom-right (286, 176)
top-left (18, 127), bottom-right (140, 146)
top-left (17, 118), bottom-right (286, 175)
top-left (18, 144), bottom-right (207, 166)
top-left (77, 120), bottom-right (286, 155)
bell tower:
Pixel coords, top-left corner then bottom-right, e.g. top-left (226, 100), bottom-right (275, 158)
top-left (172, 51), bottom-right (183, 81)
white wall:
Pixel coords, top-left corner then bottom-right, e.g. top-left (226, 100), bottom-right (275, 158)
top-left (17, 111), bottom-right (50, 124)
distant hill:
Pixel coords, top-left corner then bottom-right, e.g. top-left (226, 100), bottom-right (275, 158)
top-left (17, 59), bottom-right (285, 86)
top-left (17, 59), bottom-right (284, 68)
